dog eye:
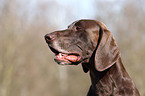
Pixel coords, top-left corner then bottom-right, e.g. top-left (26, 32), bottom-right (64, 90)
top-left (75, 26), bottom-right (81, 31)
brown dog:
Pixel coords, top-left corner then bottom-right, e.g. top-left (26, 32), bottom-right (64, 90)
top-left (45, 19), bottom-right (140, 96)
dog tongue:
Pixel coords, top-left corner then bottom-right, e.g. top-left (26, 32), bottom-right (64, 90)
top-left (56, 53), bottom-right (79, 62)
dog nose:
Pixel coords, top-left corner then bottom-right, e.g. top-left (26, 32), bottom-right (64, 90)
top-left (45, 34), bottom-right (54, 43)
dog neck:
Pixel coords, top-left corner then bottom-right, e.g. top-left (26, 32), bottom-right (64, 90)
top-left (87, 58), bottom-right (138, 95)
top-left (89, 65), bottom-right (112, 95)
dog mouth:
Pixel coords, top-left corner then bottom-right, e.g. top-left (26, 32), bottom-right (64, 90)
top-left (49, 46), bottom-right (81, 65)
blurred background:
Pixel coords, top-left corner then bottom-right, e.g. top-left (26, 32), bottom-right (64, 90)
top-left (0, 0), bottom-right (145, 96)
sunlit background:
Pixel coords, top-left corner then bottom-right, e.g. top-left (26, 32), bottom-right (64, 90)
top-left (0, 0), bottom-right (145, 96)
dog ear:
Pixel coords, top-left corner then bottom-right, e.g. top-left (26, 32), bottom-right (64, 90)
top-left (95, 22), bottom-right (120, 71)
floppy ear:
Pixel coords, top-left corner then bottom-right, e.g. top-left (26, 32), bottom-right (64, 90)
top-left (95, 24), bottom-right (120, 71)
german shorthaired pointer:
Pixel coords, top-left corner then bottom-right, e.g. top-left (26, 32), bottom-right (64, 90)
top-left (45, 19), bottom-right (140, 96)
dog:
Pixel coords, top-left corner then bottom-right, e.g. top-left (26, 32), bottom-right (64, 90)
top-left (45, 19), bottom-right (140, 96)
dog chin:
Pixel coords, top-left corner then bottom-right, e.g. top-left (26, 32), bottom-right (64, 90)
top-left (54, 59), bottom-right (72, 65)
top-left (54, 59), bottom-right (80, 65)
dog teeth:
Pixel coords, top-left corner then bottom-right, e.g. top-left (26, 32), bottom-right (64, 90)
top-left (59, 53), bottom-right (62, 57)
top-left (57, 53), bottom-right (63, 58)
top-left (56, 53), bottom-right (66, 59)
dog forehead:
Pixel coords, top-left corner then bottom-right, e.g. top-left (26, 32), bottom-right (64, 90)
top-left (76, 20), bottom-right (98, 28)
top-left (68, 20), bottom-right (98, 28)
top-left (68, 20), bottom-right (79, 28)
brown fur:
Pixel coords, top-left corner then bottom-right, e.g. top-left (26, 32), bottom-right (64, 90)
top-left (45, 19), bottom-right (140, 96)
